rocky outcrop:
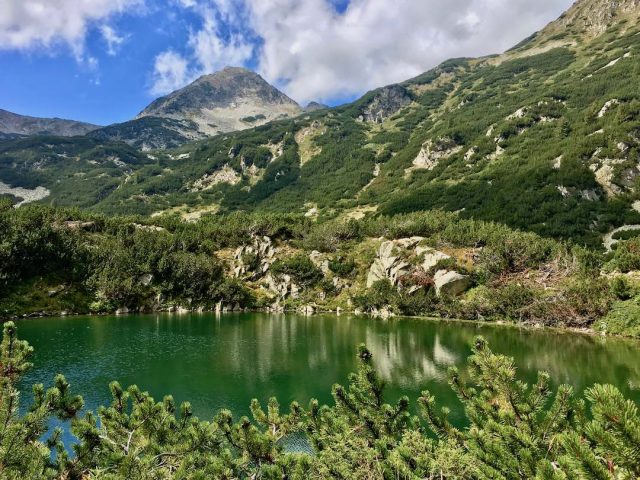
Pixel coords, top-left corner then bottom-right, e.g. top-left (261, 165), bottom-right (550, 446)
top-left (409, 137), bottom-right (462, 172)
top-left (591, 158), bottom-right (626, 196)
top-left (367, 240), bottom-right (413, 287)
top-left (598, 99), bottom-right (619, 118)
top-left (359, 85), bottom-right (412, 123)
top-left (267, 274), bottom-right (300, 300)
top-left (190, 165), bottom-right (241, 191)
top-left (541, 0), bottom-right (640, 37)
top-left (63, 221), bottom-right (96, 231)
top-left (434, 270), bottom-right (471, 297)
top-left (309, 251), bottom-right (330, 275)
top-left (233, 235), bottom-right (277, 280)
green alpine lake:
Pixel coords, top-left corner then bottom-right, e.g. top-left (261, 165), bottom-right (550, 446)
top-left (17, 313), bottom-right (640, 428)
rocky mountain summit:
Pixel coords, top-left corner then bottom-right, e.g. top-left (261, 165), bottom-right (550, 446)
top-left (137, 67), bottom-right (302, 136)
top-left (544, 0), bottom-right (640, 37)
top-left (0, 109), bottom-right (99, 137)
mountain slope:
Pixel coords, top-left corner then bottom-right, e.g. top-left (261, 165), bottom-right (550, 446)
top-left (1, 0), bottom-right (640, 248)
top-left (0, 109), bottom-right (99, 137)
top-left (86, 116), bottom-right (206, 151)
top-left (138, 67), bottom-right (302, 135)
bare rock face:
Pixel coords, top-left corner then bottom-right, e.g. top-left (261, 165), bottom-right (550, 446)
top-left (309, 251), bottom-right (330, 275)
top-left (191, 165), bottom-right (241, 191)
top-left (410, 137), bottom-right (462, 172)
top-left (138, 67), bottom-right (302, 136)
top-left (267, 273), bottom-right (300, 300)
top-left (367, 240), bottom-right (411, 287)
top-left (434, 270), bottom-right (471, 297)
top-left (233, 235), bottom-right (277, 280)
top-left (359, 85), bottom-right (412, 123)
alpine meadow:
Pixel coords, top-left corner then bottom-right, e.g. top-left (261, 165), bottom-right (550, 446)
top-left (1, 0), bottom-right (640, 478)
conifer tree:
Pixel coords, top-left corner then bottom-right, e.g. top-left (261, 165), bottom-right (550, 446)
top-left (2, 322), bottom-right (640, 479)
top-left (0, 321), bottom-right (83, 479)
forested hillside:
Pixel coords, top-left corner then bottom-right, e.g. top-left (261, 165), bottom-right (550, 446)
top-left (4, 200), bottom-right (640, 338)
top-left (1, 2), bottom-right (639, 248)
top-left (2, 0), bottom-right (640, 336)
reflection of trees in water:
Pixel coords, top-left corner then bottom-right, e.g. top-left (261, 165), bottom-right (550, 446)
top-left (208, 314), bottom-right (640, 400)
top-left (19, 313), bottom-right (640, 417)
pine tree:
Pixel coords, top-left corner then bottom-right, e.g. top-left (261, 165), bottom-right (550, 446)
top-left (0, 321), bottom-right (83, 479)
top-left (3, 323), bottom-right (640, 479)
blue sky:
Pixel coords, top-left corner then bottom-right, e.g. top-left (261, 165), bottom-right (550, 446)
top-left (0, 0), bottom-right (571, 126)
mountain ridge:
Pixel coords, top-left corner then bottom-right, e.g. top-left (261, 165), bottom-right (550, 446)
top-left (0, 108), bottom-right (100, 137)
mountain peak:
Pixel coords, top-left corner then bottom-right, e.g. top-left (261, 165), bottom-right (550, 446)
top-left (138, 67), bottom-right (301, 136)
top-left (542, 0), bottom-right (640, 37)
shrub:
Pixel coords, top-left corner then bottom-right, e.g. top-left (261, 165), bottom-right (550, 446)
top-left (328, 256), bottom-right (357, 277)
top-left (270, 254), bottom-right (324, 287)
top-left (610, 276), bottom-right (633, 300)
top-left (353, 280), bottom-right (399, 311)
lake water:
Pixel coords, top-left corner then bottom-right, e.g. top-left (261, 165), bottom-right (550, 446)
top-left (16, 313), bottom-right (640, 430)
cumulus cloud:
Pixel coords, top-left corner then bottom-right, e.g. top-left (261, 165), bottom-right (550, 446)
top-left (150, 0), bottom-right (254, 95)
top-left (159, 0), bottom-right (571, 103)
top-left (0, 0), bottom-right (142, 60)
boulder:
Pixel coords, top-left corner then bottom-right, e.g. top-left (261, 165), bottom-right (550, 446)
top-left (300, 305), bottom-right (315, 315)
top-left (366, 240), bottom-right (410, 287)
top-left (416, 246), bottom-right (451, 271)
top-left (63, 221), bottom-right (96, 231)
top-left (434, 270), bottom-right (471, 297)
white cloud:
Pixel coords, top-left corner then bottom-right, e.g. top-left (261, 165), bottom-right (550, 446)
top-left (247, 0), bottom-right (573, 104)
top-left (161, 0), bottom-right (572, 103)
top-left (150, 0), bottom-right (254, 95)
top-left (100, 25), bottom-right (126, 56)
top-left (0, 0), bottom-right (142, 60)
top-left (187, 6), bottom-right (254, 74)
top-left (150, 50), bottom-right (190, 96)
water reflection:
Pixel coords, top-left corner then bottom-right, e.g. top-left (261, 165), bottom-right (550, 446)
top-left (17, 313), bottom-right (640, 424)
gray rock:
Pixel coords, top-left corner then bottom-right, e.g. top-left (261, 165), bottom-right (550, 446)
top-left (366, 240), bottom-right (410, 287)
top-left (359, 85), bottom-right (412, 123)
top-left (416, 246), bottom-right (451, 271)
top-left (434, 270), bottom-right (471, 297)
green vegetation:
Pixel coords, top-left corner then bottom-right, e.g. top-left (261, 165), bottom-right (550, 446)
top-left (241, 114), bottom-right (267, 123)
top-left (2, 201), bottom-right (638, 337)
top-left (3, 321), bottom-right (639, 479)
top-left (1, 21), bottom-right (639, 249)
top-left (597, 298), bottom-right (640, 338)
